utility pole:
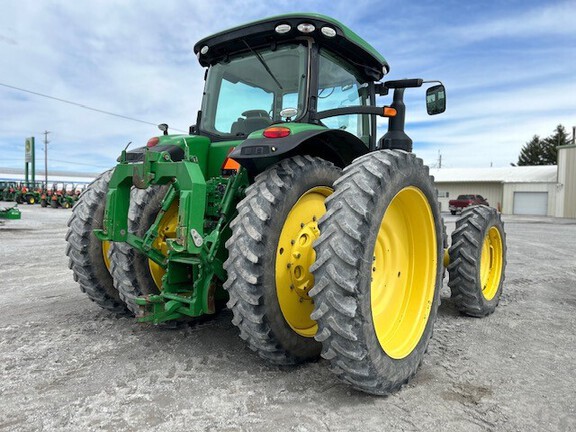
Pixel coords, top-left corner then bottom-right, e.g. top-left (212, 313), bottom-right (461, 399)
top-left (437, 149), bottom-right (442, 168)
top-left (44, 130), bottom-right (50, 187)
top-left (572, 126), bottom-right (575, 145)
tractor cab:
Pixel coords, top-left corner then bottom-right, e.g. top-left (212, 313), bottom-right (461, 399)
top-left (194, 14), bottom-right (388, 146)
top-left (192, 14), bottom-right (445, 173)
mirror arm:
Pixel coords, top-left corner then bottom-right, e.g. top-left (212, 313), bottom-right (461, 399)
top-left (316, 106), bottom-right (388, 120)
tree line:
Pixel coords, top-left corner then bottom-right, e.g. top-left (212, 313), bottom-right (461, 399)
top-left (515, 124), bottom-right (572, 166)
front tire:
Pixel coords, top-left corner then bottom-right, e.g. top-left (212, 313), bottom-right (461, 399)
top-left (311, 150), bottom-right (443, 395)
top-left (448, 206), bottom-right (506, 317)
top-left (224, 156), bottom-right (341, 365)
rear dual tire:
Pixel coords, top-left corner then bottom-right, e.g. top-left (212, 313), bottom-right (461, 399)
top-left (108, 187), bottom-right (168, 314)
top-left (224, 155), bottom-right (341, 365)
top-left (66, 170), bottom-right (128, 314)
top-left (310, 150), bottom-right (443, 395)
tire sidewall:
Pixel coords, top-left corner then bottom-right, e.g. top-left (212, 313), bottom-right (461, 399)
top-left (260, 161), bottom-right (341, 359)
top-left (130, 187), bottom-right (169, 296)
top-left (357, 154), bottom-right (443, 376)
top-left (472, 207), bottom-right (506, 309)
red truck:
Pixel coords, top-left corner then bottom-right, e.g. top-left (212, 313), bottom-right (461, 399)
top-left (448, 194), bottom-right (489, 214)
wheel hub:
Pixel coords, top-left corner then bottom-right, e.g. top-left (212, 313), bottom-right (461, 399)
top-left (148, 201), bottom-right (179, 289)
top-left (480, 226), bottom-right (503, 300)
top-left (275, 186), bottom-right (332, 337)
top-left (371, 186), bottom-right (437, 360)
top-left (287, 221), bottom-right (319, 299)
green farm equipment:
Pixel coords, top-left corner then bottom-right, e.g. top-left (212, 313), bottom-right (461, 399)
top-left (46, 183), bottom-right (73, 208)
top-left (17, 182), bottom-right (43, 205)
top-left (1, 182), bottom-right (19, 202)
top-left (0, 205), bottom-right (21, 220)
top-left (71, 184), bottom-right (86, 204)
top-left (0, 181), bottom-right (8, 197)
top-left (58, 184), bottom-right (76, 209)
top-left (40, 183), bottom-right (55, 207)
top-left (66, 14), bottom-right (507, 395)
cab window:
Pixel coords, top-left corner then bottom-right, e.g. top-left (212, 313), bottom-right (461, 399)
top-left (317, 50), bottom-right (371, 144)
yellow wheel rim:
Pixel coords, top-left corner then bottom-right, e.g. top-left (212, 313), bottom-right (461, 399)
top-left (371, 186), bottom-right (437, 360)
top-left (480, 226), bottom-right (503, 301)
top-left (148, 201), bottom-right (179, 289)
top-left (275, 186), bottom-right (332, 337)
top-left (102, 240), bottom-right (111, 272)
top-left (30, 198), bottom-right (35, 204)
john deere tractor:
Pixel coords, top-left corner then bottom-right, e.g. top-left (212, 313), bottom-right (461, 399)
top-left (66, 14), bottom-right (506, 395)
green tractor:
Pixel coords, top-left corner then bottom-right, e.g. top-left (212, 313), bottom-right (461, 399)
top-left (66, 14), bottom-right (506, 395)
top-left (40, 183), bottom-right (57, 207)
top-left (16, 182), bottom-right (44, 205)
top-left (47, 183), bottom-right (74, 208)
top-left (0, 181), bottom-right (8, 198)
top-left (1, 182), bottom-right (19, 202)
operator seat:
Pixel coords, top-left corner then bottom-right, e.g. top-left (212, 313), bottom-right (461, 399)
top-left (230, 110), bottom-right (272, 136)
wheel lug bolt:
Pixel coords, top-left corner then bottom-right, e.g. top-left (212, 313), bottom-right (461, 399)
top-left (300, 223), bottom-right (305, 228)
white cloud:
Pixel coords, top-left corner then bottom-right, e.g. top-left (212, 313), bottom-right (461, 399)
top-left (0, 1), bottom-right (574, 173)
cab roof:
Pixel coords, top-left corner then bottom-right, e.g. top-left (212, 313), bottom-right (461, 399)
top-left (193, 13), bottom-right (389, 81)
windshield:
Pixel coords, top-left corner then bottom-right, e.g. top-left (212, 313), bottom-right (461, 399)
top-left (200, 43), bottom-right (308, 138)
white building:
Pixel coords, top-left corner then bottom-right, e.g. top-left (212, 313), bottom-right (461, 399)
top-left (431, 144), bottom-right (576, 218)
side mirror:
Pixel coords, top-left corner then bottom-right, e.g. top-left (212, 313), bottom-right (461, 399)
top-left (426, 84), bottom-right (446, 115)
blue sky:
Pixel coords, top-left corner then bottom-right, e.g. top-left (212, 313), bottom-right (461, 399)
top-left (1, 0), bottom-right (575, 173)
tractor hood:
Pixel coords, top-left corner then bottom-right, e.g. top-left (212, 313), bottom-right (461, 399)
top-left (194, 13), bottom-right (389, 81)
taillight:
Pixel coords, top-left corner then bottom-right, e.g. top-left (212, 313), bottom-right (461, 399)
top-left (263, 126), bottom-right (291, 139)
top-left (147, 137), bottom-right (160, 147)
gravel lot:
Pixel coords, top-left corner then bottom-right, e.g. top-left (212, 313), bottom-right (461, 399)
top-left (1, 203), bottom-right (575, 431)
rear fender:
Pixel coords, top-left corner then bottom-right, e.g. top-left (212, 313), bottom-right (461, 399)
top-left (229, 127), bottom-right (369, 175)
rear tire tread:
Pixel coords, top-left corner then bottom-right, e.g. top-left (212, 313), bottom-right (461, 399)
top-left (310, 150), bottom-right (442, 395)
top-left (224, 155), bottom-right (338, 366)
top-left (448, 205), bottom-right (507, 317)
top-left (109, 187), bottom-right (165, 314)
top-left (65, 170), bottom-right (128, 314)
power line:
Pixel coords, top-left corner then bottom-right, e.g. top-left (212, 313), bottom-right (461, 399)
top-left (0, 82), bottom-right (188, 133)
top-left (1, 157), bottom-right (110, 169)
top-left (48, 158), bottom-right (111, 169)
